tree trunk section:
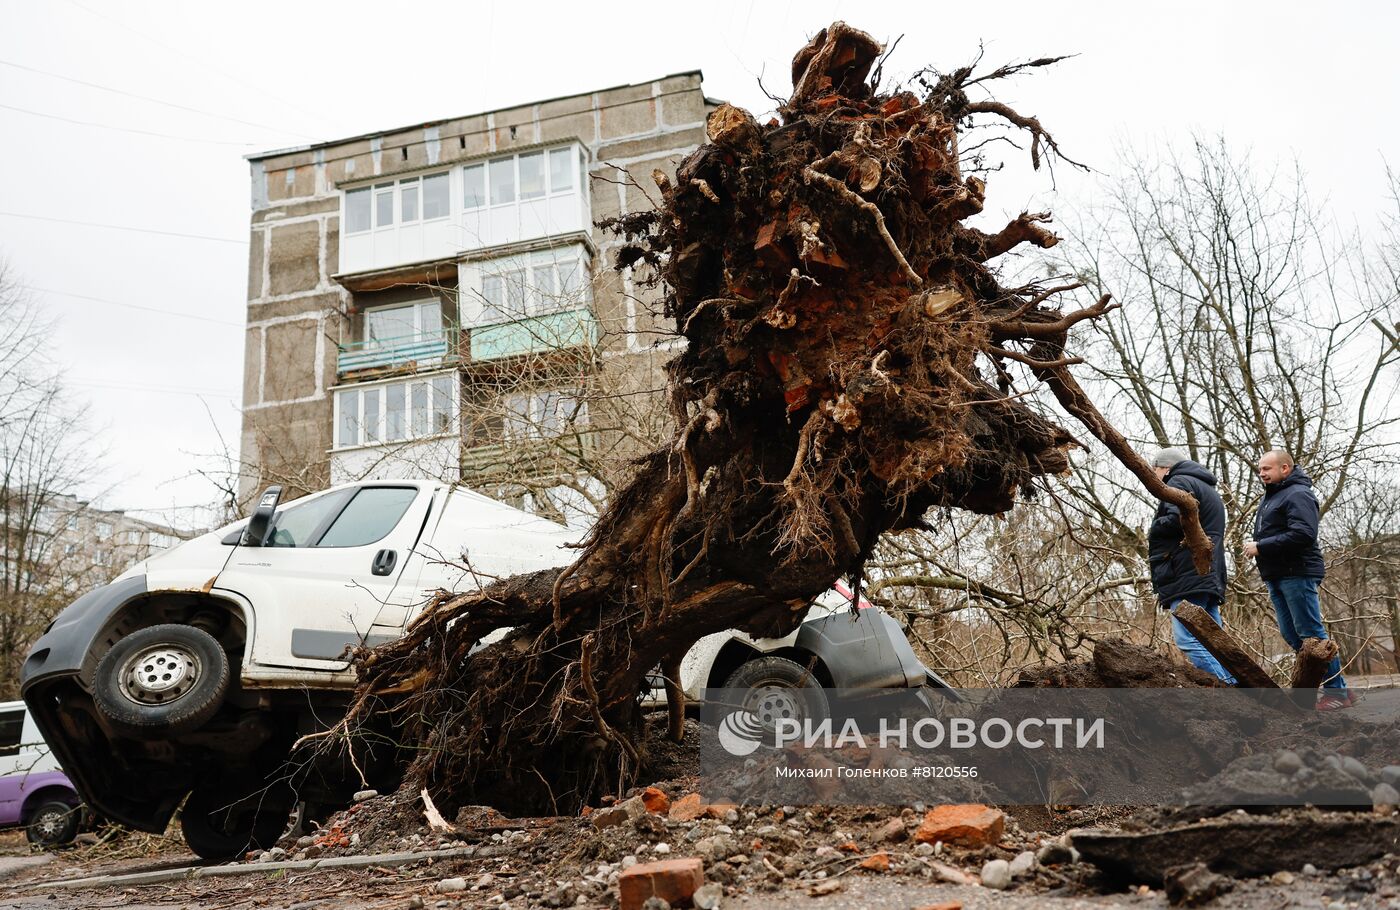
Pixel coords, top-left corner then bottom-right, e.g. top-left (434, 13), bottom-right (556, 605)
top-left (1172, 603), bottom-right (1278, 689)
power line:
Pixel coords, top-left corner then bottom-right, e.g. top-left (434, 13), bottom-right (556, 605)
top-left (0, 211), bottom-right (247, 244)
top-left (0, 101), bottom-right (256, 146)
top-left (67, 378), bottom-right (239, 399)
top-left (62, 0), bottom-right (351, 135)
top-left (0, 59), bottom-right (321, 140)
top-left (24, 286), bottom-right (243, 328)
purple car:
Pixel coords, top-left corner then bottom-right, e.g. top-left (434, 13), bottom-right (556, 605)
top-left (0, 700), bottom-right (83, 847)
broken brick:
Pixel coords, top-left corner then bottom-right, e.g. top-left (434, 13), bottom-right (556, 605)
top-left (640, 786), bottom-right (670, 815)
top-left (914, 804), bottom-right (1005, 848)
top-left (753, 221), bottom-right (795, 270)
top-left (859, 851), bottom-right (891, 872)
top-left (618, 858), bottom-right (705, 910)
top-left (593, 795), bottom-right (647, 830)
top-left (669, 793), bottom-right (704, 822)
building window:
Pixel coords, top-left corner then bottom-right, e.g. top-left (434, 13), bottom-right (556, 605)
top-left (345, 173), bottom-right (450, 235)
top-left (422, 172), bottom-right (449, 219)
top-left (335, 374), bottom-right (456, 449)
top-left (364, 300), bottom-right (443, 348)
top-left (345, 188), bottom-right (371, 233)
top-left (518, 151), bottom-right (545, 200)
top-left (374, 183), bottom-right (394, 227)
top-left (469, 246), bottom-right (590, 327)
top-left (549, 148), bottom-right (573, 193)
top-left (463, 164), bottom-right (486, 208)
top-left (489, 156), bottom-right (515, 205)
top-left (96, 521), bottom-right (112, 539)
top-left (502, 389), bottom-right (585, 442)
top-left (463, 146), bottom-right (580, 212)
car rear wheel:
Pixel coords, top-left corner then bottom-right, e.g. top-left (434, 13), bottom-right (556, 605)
top-left (26, 801), bottom-right (79, 848)
top-left (723, 656), bottom-right (831, 734)
top-left (93, 624), bottom-right (230, 739)
top-left (180, 783), bottom-right (293, 862)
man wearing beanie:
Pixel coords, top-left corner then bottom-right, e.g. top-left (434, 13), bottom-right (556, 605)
top-left (1147, 447), bottom-right (1234, 684)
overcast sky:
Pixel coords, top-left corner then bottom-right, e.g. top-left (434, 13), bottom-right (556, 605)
top-left (1, 1), bottom-right (1396, 528)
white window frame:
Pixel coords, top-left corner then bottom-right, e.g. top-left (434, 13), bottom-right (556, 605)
top-left (333, 372), bottom-right (458, 451)
top-left (468, 245), bottom-right (591, 328)
top-left (343, 171), bottom-right (452, 236)
top-left (501, 388), bottom-right (588, 442)
top-left (461, 144), bottom-right (583, 213)
top-left (363, 299), bottom-right (444, 347)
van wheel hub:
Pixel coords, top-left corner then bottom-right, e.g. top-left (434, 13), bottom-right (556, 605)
top-left (120, 645), bottom-right (199, 704)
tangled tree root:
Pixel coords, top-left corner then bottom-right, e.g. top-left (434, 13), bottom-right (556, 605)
top-left (333, 22), bottom-right (1214, 819)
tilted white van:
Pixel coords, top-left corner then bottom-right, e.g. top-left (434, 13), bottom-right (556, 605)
top-left (22, 480), bottom-right (944, 859)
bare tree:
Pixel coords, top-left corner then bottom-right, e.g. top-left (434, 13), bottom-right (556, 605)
top-left (866, 139), bottom-right (1400, 684)
top-left (0, 261), bottom-right (107, 697)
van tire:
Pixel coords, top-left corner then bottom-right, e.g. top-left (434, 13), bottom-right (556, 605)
top-left (180, 784), bottom-right (291, 861)
top-left (26, 801), bottom-right (79, 848)
top-left (723, 656), bottom-right (830, 731)
top-left (93, 624), bottom-right (230, 739)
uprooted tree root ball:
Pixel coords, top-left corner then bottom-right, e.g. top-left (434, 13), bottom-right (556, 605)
top-left (325, 22), bottom-right (1216, 820)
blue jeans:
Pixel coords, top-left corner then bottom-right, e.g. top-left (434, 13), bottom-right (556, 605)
top-left (1266, 576), bottom-right (1347, 693)
top-left (1170, 598), bottom-right (1237, 685)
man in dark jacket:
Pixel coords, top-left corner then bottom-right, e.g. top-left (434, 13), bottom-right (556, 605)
top-left (1243, 450), bottom-right (1350, 709)
top-left (1148, 448), bottom-right (1234, 684)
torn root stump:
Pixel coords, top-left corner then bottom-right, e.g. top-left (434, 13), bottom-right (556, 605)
top-left (337, 21), bottom-right (1220, 821)
top-left (1291, 637), bottom-right (1340, 690)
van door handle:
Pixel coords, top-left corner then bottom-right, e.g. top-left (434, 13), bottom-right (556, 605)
top-left (371, 549), bottom-right (397, 576)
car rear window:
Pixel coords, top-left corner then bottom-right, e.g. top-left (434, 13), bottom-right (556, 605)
top-left (0, 710), bottom-right (23, 757)
top-left (316, 487), bottom-right (418, 548)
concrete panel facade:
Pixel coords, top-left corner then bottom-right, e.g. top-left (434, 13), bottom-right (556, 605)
top-left (240, 71), bottom-right (712, 508)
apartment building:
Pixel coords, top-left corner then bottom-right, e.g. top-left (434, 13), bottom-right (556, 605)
top-left (239, 73), bottom-right (715, 513)
top-left (3, 490), bottom-right (187, 596)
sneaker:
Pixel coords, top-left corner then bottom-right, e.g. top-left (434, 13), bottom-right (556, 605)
top-left (1315, 692), bottom-right (1356, 711)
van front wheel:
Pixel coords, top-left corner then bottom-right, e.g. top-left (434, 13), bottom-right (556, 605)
top-left (93, 624), bottom-right (230, 739)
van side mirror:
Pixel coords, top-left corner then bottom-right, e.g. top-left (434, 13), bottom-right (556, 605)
top-left (241, 486), bottom-right (283, 547)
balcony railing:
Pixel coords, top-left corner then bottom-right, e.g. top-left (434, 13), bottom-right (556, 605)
top-left (461, 430), bottom-right (599, 480)
top-left (336, 328), bottom-right (460, 375)
top-left (470, 308), bottom-right (598, 362)
top-left (336, 308), bottom-right (598, 376)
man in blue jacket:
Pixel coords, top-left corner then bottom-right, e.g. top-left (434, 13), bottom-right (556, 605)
top-left (1243, 450), bottom-right (1351, 710)
top-left (1148, 448), bottom-right (1235, 684)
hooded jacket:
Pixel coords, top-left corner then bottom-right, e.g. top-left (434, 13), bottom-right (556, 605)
top-left (1147, 460), bottom-right (1228, 605)
top-left (1253, 465), bottom-right (1326, 580)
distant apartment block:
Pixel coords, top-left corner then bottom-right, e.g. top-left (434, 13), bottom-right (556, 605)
top-left (2, 490), bottom-right (188, 595)
top-left (239, 73), bottom-right (714, 510)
